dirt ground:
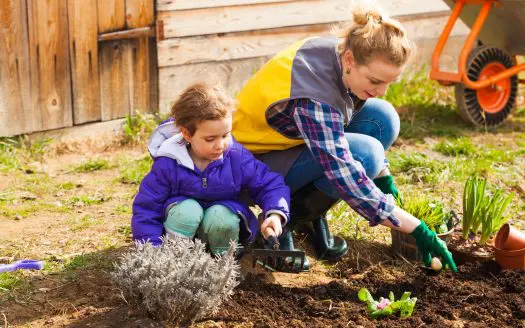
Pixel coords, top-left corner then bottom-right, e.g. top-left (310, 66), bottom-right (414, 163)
top-left (1, 116), bottom-right (525, 327)
top-left (2, 238), bottom-right (524, 327)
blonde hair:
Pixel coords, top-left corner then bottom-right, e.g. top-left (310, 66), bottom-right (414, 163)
top-left (336, 6), bottom-right (415, 66)
top-left (171, 82), bottom-right (235, 136)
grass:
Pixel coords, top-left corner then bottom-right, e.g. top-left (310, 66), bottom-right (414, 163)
top-left (57, 181), bottom-right (76, 190)
top-left (434, 137), bottom-right (477, 156)
top-left (0, 136), bottom-right (52, 172)
top-left (40, 252), bottom-right (117, 281)
top-left (117, 224), bottom-right (132, 237)
top-left (119, 155), bottom-right (153, 184)
top-left (0, 201), bottom-right (70, 220)
top-left (121, 112), bottom-right (168, 145)
top-left (69, 159), bottom-right (111, 173)
top-left (114, 204), bottom-right (131, 214)
top-left (67, 215), bottom-right (104, 231)
top-left (66, 195), bottom-right (109, 207)
top-left (0, 273), bottom-right (23, 292)
top-left (20, 174), bottom-right (55, 196)
top-left (382, 69), bottom-right (473, 140)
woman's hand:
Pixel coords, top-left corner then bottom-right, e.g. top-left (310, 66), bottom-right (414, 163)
top-left (260, 213), bottom-right (283, 238)
top-left (411, 221), bottom-right (457, 272)
top-left (384, 206), bottom-right (457, 272)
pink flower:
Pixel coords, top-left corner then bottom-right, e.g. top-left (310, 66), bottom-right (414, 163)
top-left (377, 298), bottom-right (392, 310)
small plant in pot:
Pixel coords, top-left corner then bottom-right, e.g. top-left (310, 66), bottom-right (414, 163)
top-left (447, 175), bottom-right (514, 264)
top-left (391, 195), bottom-right (454, 261)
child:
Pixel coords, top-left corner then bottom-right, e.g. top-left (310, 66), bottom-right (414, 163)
top-left (132, 82), bottom-right (289, 255)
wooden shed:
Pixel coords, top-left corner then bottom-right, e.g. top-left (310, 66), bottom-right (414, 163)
top-left (0, 0), bottom-right (469, 137)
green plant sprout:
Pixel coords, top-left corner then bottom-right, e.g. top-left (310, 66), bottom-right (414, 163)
top-left (398, 196), bottom-right (451, 233)
top-left (462, 175), bottom-right (514, 243)
top-left (358, 288), bottom-right (417, 319)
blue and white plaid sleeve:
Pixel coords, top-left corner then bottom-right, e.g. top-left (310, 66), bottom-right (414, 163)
top-left (292, 98), bottom-right (399, 226)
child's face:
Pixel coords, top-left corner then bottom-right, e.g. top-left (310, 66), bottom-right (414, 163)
top-left (183, 115), bottom-right (232, 162)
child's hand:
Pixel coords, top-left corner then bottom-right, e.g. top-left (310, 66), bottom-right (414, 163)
top-left (260, 213), bottom-right (283, 238)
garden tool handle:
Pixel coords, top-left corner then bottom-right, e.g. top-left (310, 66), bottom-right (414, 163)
top-left (0, 259), bottom-right (44, 273)
top-left (263, 227), bottom-right (280, 250)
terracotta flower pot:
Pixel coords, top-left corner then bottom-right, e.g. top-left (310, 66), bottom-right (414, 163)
top-left (494, 224), bottom-right (525, 250)
top-left (494, 247), bottom-right (525, 269)
top-left (450, 247), bottom-right (494, 266)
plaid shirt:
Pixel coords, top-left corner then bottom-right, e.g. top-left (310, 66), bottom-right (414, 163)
top-left (266, 98), bottom-right (399, 226)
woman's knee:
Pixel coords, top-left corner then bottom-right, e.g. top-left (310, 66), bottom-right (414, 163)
top-left (164, 199), bottom-right (204, 238)
top-left (369, 99), bottom-right (400, 149)
top-left (348, 98), bottom-right (400, 150)
top-left (346, 135), bottom-right (385, 178)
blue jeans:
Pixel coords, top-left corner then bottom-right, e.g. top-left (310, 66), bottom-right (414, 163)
top-left (285, 98), bottom-right (400, 199)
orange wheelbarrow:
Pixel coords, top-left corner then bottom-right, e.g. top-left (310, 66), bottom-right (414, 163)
top-left (430, 0), bottom-right (525, 126)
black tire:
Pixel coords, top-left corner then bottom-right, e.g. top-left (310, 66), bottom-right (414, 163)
top-left (455, 46), bottom-right (518, 127)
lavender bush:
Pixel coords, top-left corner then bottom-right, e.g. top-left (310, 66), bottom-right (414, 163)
top-left (112, 237), bottom-right (240, 326)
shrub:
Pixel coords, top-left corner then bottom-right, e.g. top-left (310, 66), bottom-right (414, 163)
top-left (112, 238), bottom-right (240, 325)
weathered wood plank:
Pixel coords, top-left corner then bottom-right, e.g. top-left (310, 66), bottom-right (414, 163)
top-left (157, 24), bottom-right (328, 68)
top-left (129, 37), bottom-right (158, 113)
top-left (99, 41), bottom-right (132, 120)
top-left (158, 57), bottom-right (268, 113)
top-left (0, 0), bottom-right (33, 136)
top-left (157, 0), bottom-right (294, 11)
top-left (125, 0), bottom-right (157, 114)
top-left (125, 0), bottom-right (154, 29)
top-left (98, 27), bottom-right (155, 41)
top-left (68, 0), bottom-right (100, 124)
top-left (157, 12), bottom-right (469, 67)
top-left (158, 0), bottom-right (449, 38)
top-left (27, 0), bottom-right (72, 132)
top-left (97, 0), bottom-right (126, 33)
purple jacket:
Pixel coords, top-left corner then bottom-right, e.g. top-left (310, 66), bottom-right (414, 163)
top-left (132, 120), bottom-right (290, 245)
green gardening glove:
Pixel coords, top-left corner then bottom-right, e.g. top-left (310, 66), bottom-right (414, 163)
top-left (410, 221), bottom-right (458, 272)
top-left (373, 175), bottom-right (402, 204)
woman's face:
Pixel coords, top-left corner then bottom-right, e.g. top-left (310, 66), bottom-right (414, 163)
top-left (342, 50), bottom-right (405, 100)
top-left (182, 116), bottom-right (232, 162)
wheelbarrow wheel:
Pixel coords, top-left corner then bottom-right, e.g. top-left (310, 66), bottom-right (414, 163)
top-left (455, 46), bottom-right (518, 127)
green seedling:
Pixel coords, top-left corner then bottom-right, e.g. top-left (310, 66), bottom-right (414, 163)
top-left (358, 288), bottom-right (417, 319)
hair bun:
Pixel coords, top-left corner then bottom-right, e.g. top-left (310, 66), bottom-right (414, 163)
top-left (366, 11), bottom-right (382, 25)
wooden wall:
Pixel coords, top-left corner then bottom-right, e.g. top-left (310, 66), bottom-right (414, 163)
top-left (156, 0), bottom-right (470, 113)
top-left (0, 0), bottom-right (158, 137)
top-left (2, 0), bottom-right (473, 136)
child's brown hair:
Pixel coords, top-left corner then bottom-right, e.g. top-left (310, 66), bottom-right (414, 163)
top-left (171, 83), bottom-right (235, 136)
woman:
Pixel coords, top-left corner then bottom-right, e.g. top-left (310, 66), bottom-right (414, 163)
top-left (232, 7), bottom-right (457, 272)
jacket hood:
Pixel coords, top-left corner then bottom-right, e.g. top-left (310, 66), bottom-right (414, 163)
top-left (147, 119), bottom-right (194, 170)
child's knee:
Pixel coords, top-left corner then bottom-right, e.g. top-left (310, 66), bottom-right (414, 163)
top-left (200, 205), bottom-right (240, 255)
top-left (164, 199), bottom-right (204, 238)
top-left (202, 205), bottom-right (240, 233)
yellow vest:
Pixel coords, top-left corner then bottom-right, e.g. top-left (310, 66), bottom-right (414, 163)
top-left (233, 36), bottom-right (353, 154)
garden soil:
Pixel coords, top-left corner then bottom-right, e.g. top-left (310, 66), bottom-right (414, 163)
top-left (2, 239), bottom-right (524, 327)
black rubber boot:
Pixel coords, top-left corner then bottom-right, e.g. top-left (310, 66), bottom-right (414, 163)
top-left (290, 183), bottom-right (348, 262)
